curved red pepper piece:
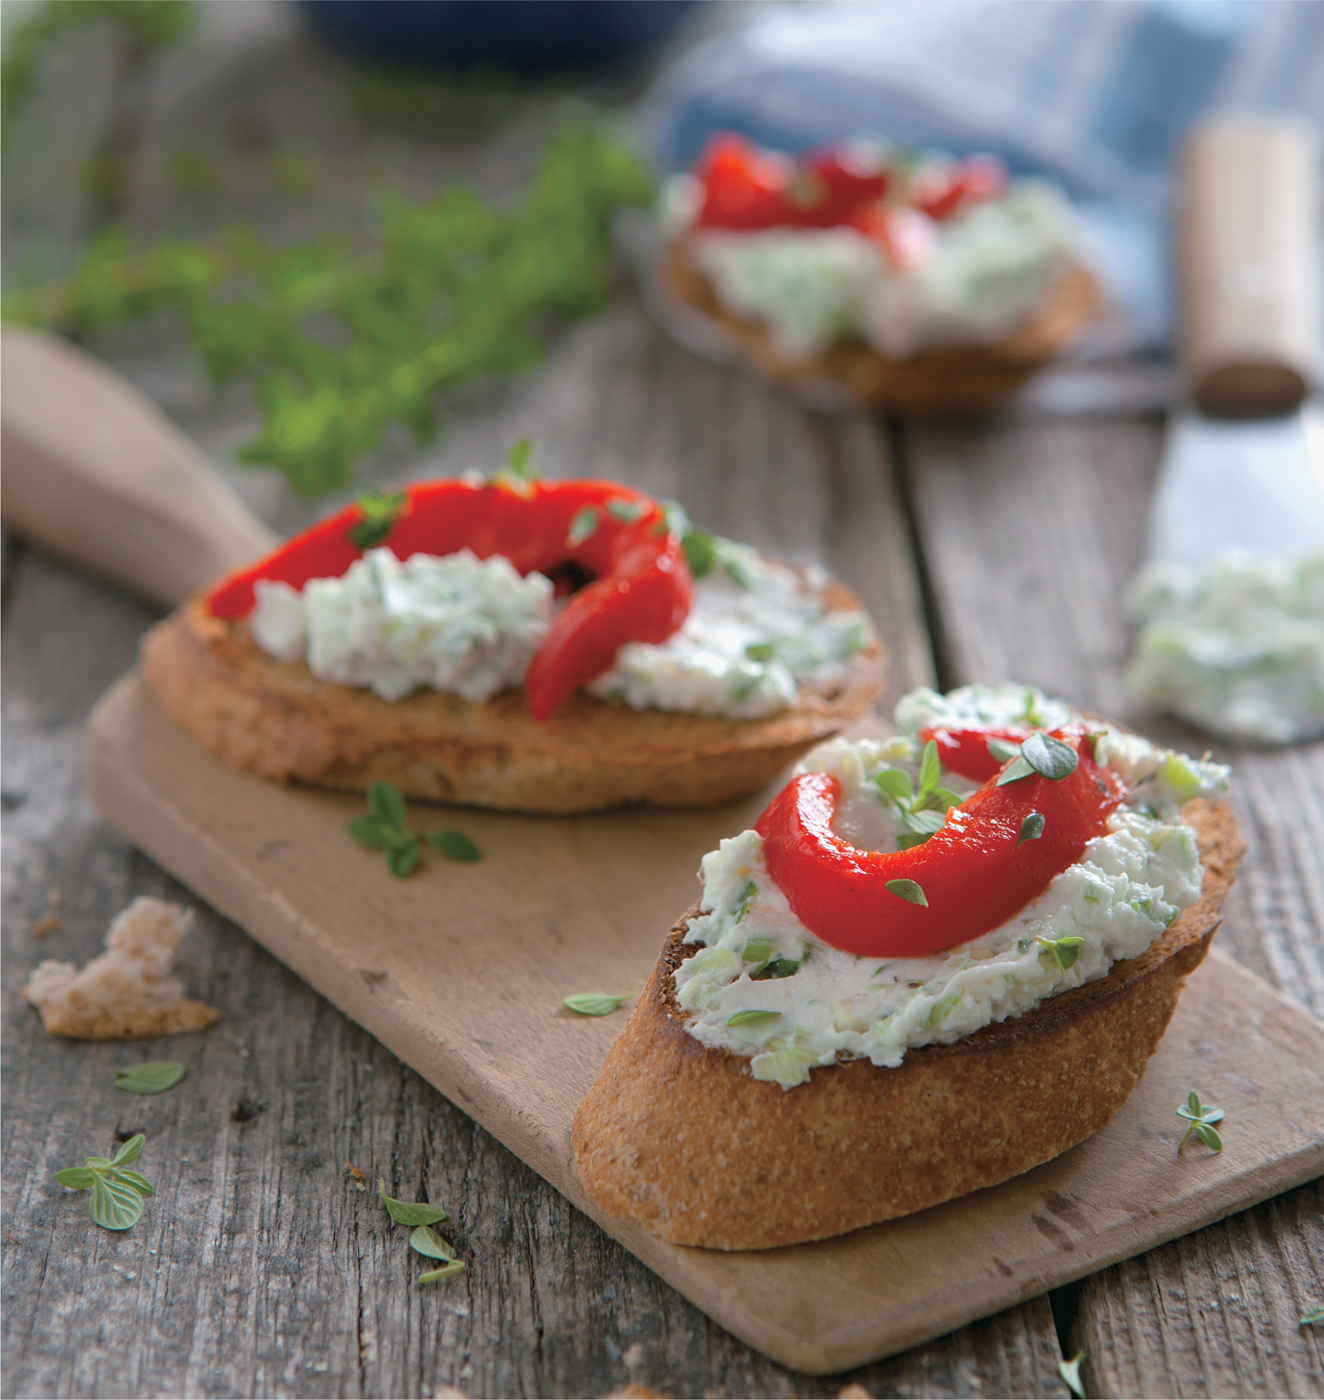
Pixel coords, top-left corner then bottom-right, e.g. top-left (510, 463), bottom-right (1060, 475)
top-left (755, 727), bottom-right (1125, 958)
top-left (919, 723), bottom-right (1039, 783)
top-left (205, 479), bottom-right (693, 721)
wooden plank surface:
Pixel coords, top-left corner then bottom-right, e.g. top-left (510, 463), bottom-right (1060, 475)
top-left (4, 3), bottom-right (1322, 1394)
top-left (902, 416), bottom-right (1324, 1398)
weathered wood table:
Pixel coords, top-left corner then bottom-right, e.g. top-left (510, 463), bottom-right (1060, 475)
top-left (3, 6), bottom-right (1321, 1396)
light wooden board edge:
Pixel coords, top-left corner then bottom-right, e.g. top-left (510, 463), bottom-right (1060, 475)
top-left (85, 672), bottom-right (1324, 1374)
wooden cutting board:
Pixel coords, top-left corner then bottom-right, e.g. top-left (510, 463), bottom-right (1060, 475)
top-left (87, 672), bottom-right (1324, 1375)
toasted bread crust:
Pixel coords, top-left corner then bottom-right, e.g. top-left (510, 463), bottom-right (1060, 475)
top-left (572, 798), bottom-right (1243, 1249)
top-left (667, 241), bottom-right (1100, 414)
top-left (139, 577), bottom-right (885, 814)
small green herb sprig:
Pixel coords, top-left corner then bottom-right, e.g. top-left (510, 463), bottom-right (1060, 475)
top-left (994, 732), bottom-right (1079, 787)
top-left (55, 1133), bottom-right (154, 1231)
top-left (876, 741), bottom-right (963, 850)
top-left (379, 1180), bottom-right (465, 1283)
top-left (347, 782), bottom-right (481, 877)
top-left (1301, 1305), bottom-right (1324, 1326)
top-left (115, 1061), bottom-right (186, 1095)
top-left (347, 491), bottom-right (407, 550)
top-left (1037, 934), bottom-right (1085, 971)
top-left (5, 125), bottom-right (652, 498)
top-left (564, 991), bottom-right (634, 1017)
top-left (1176, 1091), bottom-right (1225, 1153)
top-left (1058, 1350), bottom-right (1087, 1399)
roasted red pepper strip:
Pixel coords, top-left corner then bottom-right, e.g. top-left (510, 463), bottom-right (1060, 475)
top-left (919, 723), bottom-right (1038, 783)
top-left (205, 479), bottom-right (693, 722)
top-left (756, 727), bottom-right (1125, 958)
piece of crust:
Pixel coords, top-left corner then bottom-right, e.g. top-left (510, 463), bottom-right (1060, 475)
top-left (572, 797), bottom-right (1243, 1250)
top-left (140, 575), bottom-right (886, 814)
top-left (667, 240), bottom-right (1100, 415)
top-left (23, 896), bottom-right (219, 1041)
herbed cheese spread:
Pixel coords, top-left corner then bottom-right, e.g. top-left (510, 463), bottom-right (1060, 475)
top-left (668, 174), bottom-right (1078, 361)
top-left (250, 539), bottom-right (871, 720)
top-left (674, 683), bottom-right (1230, 1089)
top-left (1125, 549), bottom-right (1324, 745)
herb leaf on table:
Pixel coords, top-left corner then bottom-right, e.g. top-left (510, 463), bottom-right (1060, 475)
top-left (378, 1180), bottom-right (447, 1226)
top-left (54, 1133), bottom-right (154, 1231)
top-left (115, 1061), bottom-right (187, 1095)
top-left (1176, 1090), bottom-right (1225, 1152)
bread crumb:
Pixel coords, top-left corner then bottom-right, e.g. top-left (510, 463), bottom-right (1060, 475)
top-left (838, 1386), bottom-right (873, 1399)
top-left (346, 1162), bottom-right (367, 1190)
top-left (23, 897), bottom-right (219, 1040)
top-left (31, 913), bottom-right (60, 940)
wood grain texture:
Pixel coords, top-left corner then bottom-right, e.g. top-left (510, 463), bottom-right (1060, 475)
top-left (903, 414), bottom-right (1324, 1399)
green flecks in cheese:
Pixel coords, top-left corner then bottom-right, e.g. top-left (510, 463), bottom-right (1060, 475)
top-left (250, 548), bottom-right (552, 703)
top-left (586, 543), bottom-right (872, 720)
top-left (250, 538), bottom-right (870, 720)
top-left (681, 179), bottom-right (1077, 361)
top-left (673, 683), bottom-right (1230, 1090)
top-left (1125, 549), bottom-right (1324, 745)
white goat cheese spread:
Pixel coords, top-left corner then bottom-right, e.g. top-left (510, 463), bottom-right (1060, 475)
top-left (1125, 549), bottom-right (1324, 745)
top-left (587, 541), bottom-right (870, 719)
top-left (674, 683), bottom-right (1230, 1089)
top-left (669, 175), bottom-right (1077, 360)
top-left (250, 540), bottom-right (870, 719)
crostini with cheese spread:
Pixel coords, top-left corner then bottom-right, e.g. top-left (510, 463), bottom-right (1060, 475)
top-left (572, 683), bottom-right (1243, 1249)
top-left (141, 456), bottom-right (885, 813)
top-left (663, 133), bottom-right (1100, 412)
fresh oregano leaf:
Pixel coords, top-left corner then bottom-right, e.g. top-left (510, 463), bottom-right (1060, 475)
top-left (111, 1133), bottom-right (146, 1167)
top-left (419, 1260), bottom-right (466, 1283)
top-left (1058, 1350), bottom-right (1087, 1399)
top-left (1300, 1306), bottom-right (1324, 1326)
top-left (1037, 935), bottom-right (1084, 971)
top-left (385, 842), bottom-right (421, 879)
top-left (721, 553), bottom-right (755, 591)
top-left (409, 1224), bottom-right (457, 1262)
top-left (744, 641), bottom-right (777, 663)
top-left (113, 1169), bottom-right (155, 1198)
top-left (1017, 812), bottom-right (1046, 849)
top-left (726, 1009), bottom-right (781, 1028)
top-left (54, 1167), bottom-right (96, 1190)
top-left (347, 490), bottom-right (407, 550)
top-left (902, 809), bottom-right (945, 837)
top-left (918, 740), bottom-right (940, 798)
top-left (90, 1172), bottom-right (147, 1232)
top-left (741, 937), bottom-right (774, 964)
top-left (378, 1180), bottom-right (447, 1226)
top-left (875, 768), bottom-right (914, 803)
top-left (506, 437), bottom-right (535, 480)
top-left (996, 754), bottom-right (1037, 786)
top-left (115, 1062), bottom-right (186, 1096)
top-left (428, 830), bottom-right (482, 863)
top-left (753, 956), bottom-right (804, 980)
top-left (368, 781), bottom-right (407, 828)
top-left (1194, 1122), bottom-right (1224, 1151)
top-left (563, 991), bottom-right (633, 1017)
top-left (566, 506), bottom-right (600, 548)
top-left (1176, 1091), bottom-right (1226, 1153)
top-left (682, 530), bottom-right (716, 578)
top-left (1021, 731), bottom-right (1079, 781)
top-left (347, 814), bottom-right (398, 849)
top-left (885, 879), bottom-right (929, 907)
top-left (985, 737), bottom-right (1021, 763)
top-left (605, 498), bottom-right (645, 524)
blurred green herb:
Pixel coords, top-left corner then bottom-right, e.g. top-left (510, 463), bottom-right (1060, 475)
top-left (564, 991), bottom-right (634, 1017)
top-left (5, 121), bottom-right (653, 497)
top-left (115, 1061), bottom-right (186, 1095)
top-left (347, 64), bottom-right (524, 136)
top-left (348, 781), bottom-right (480, 876)
top-left (54, 1132), bottom-right (154, 1231)
top-left (1301, 1306), bottom-right (1324, 1326)
top-left (347, 491), bottom-right (407, 550)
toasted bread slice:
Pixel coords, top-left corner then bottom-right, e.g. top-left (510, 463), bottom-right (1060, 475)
top-left (572, 797), bottom-right (1243, 1249)
top-left (140, 577), bottom-right (885, 814)
top-left (667, 241), bottom-right (1100, 415)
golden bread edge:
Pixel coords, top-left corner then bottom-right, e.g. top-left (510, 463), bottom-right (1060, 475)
top-left (139, 575), bottom-right (886, 814)
top-left (667, 241), bottom-right (1100, 414)
top-left (571, 797), bottom-right (1243, 1250)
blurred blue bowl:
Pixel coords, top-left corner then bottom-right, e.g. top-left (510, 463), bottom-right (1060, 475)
top-left (302, 0), bottom-right (701, 75)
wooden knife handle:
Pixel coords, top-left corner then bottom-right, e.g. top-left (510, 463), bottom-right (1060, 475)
top-left (1178, 114), bottom-right (1320, 418)
top-left (1, 327), bottom-right (277, 608)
